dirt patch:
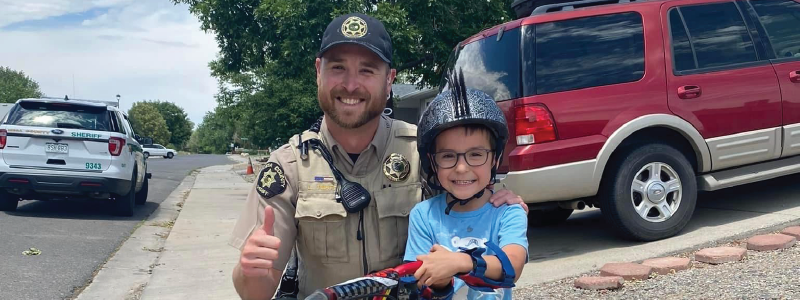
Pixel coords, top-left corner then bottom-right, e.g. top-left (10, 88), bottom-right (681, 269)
top-left (148, 221), bottom-right (175, 229)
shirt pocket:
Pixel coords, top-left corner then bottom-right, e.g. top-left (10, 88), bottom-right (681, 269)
top-left (374, 183), bottom-right (422, 261)
top-left (296, 188), bottom-right (349, 264)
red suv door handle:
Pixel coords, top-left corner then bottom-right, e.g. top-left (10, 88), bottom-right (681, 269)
top-left (790, 71), bottom-right (800, 83)
top-left (678, 85), bottom-right (702, 99)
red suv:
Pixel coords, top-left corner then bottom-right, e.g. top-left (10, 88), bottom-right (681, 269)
top-left (440, 0), bottom-right (800, 241)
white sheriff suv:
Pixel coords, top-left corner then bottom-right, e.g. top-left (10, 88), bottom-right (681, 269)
top-left (0, 97), bottom-right (150, 216)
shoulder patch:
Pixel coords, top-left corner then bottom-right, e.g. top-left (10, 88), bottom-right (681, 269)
top-left (256, 162), bottom-right (287, 198)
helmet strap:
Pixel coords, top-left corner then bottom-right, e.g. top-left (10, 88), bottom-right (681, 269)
top-left (445, 189), bottom-right (486, 215)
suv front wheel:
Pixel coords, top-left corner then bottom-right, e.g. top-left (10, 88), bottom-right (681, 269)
top-left (599, 143), bottom-right (697, 241)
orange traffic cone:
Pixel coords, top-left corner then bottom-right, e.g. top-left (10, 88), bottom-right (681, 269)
top-left (246, 157), bottom-right (254, 175)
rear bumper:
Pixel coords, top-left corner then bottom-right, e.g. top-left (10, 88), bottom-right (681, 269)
top-left (496, 159), bottom-right (599, 203)
top-left (0, 172), bottom-right (131, 196)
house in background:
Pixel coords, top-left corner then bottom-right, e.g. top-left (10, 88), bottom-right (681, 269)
top-left (391, 83), bottom-right (437, 125)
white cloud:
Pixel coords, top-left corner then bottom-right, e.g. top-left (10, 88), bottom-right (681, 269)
top-left (0, 0), bottom-right (219, 128)
top-left (0, 0), bottom-right (136, 28)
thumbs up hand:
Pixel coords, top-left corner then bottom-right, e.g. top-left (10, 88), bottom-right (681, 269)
top-left (240, 206), bottom-right (282, 277)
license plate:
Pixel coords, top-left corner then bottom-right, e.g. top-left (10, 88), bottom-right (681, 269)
top-left (46, 143), bottom-right (69, 154)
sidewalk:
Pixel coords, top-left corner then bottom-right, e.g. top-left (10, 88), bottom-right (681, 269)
top-left (76, 156), bottom-right (252, 300)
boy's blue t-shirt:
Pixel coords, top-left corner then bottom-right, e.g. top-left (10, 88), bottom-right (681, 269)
top-left (403, 193), bottom-right (529, 300)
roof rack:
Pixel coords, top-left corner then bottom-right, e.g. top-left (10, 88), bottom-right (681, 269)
top-left (37, 95), bottom-right (119, 108)
top-left (530, 0), bottom-right (638, 15)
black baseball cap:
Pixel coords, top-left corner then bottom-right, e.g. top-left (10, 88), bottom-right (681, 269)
top-left (317, 13), bottom-right (392, 64)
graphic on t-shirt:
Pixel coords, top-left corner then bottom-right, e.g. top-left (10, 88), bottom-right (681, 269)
top-left (451, 236), bottom-right (488, 250)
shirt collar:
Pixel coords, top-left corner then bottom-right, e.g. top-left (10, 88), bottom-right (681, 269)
top-left (319, 115), bottom-right (392, 163)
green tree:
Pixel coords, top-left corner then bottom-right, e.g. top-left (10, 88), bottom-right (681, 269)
top-left (0, 66), bottom-right (44, 103)
top-left (151, 101), bottom-right (194, 149)
top-left (173, 0), bottom-right (513, 148)
top-left (128, 102), bottom-right (171, 145)
top-left (211, 65), bottom-right (318, 149)
top-left (188, 110), bottom-right (236, 154)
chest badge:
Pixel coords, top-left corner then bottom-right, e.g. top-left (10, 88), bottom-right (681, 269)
top-left (383, 153), bottom-right (410, 182)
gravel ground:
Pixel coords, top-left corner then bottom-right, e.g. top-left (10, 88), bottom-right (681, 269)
top-left (233, 155), bottom-right (269, 183)
top-left (513, 238), bottom-right (800, 299)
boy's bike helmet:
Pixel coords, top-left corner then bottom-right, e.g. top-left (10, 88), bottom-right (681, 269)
top-left (417, 68), bottom-right (510, 214)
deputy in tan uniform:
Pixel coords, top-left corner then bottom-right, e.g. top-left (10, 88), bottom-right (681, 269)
top-left (229, 13), bottom-right (526, 300)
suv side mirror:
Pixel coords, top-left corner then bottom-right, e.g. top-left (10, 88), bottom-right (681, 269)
top-left (134, 134), bottom-right (141, 141)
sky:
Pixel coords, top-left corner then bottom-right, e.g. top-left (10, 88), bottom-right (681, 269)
top-left (0, 0), bottom-right (220, 128)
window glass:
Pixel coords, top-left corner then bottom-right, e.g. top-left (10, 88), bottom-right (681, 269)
top-left (669, 9), bottom-right (697, 71)
top-left (750, 0), bottom-right (800, 58)
top-left (110, 111), bottom-right (125, 134)
top-left (680, 2), bottom-right (758, 68)
top-left (8, 102), bottom-right (111, 131)
top-left (528, 12), bottom-right (645, 95)
top-left (122, 114), bottom-right (136, 136)
top-left (439, 28), bottom-right (521, 102)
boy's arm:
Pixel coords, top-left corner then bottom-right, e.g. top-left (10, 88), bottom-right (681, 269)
top-left (450, 205), bottom-right (529, 282)
top-left (456, 245), bottom-right (527, 282)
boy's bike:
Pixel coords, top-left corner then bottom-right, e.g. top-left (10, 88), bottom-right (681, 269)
top-left (304, 261), bottom-right (504, 300)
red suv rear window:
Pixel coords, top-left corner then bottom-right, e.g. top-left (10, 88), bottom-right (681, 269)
top-left (440, 27), bottom-right (522, 102)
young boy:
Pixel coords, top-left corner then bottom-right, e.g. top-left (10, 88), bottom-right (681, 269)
top-left (404, 69), bottom-right (529, 299)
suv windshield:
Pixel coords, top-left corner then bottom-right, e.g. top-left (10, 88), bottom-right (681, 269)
top-left (7, 102), bottom-right (112, 131)
top-left (439, 27), bottom-right (522, 102)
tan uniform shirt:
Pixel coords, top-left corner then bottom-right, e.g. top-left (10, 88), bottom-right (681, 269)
top-left (229, 115), bottom-right (423, 298)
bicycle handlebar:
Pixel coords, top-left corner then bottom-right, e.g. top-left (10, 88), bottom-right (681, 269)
top-left (305, 260), bottom-right (503, 300)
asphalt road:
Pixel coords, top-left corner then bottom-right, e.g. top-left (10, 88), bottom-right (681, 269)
top-left (0, 154), bottom-right (234, 300)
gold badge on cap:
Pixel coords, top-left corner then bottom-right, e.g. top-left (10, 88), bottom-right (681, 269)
top-left (384, 153), bottom-right (410, 182)
top-left (341, 16), bottom-right (368, 38)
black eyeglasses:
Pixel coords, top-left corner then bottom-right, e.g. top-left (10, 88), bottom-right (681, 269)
top-left (433, 149), bottom-right (493, 169)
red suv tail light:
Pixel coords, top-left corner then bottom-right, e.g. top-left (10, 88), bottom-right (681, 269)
top-left (0, 129), bottom-right (7, 149)
top-left (514, 104), bottom-right (557, 145)
top-left (109, 137), bottom-right (126, 156)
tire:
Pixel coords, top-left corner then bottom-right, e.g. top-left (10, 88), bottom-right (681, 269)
top-left (528, 208), bottom-right (574, 227)
top-left (144, 152), bottom-right (150, 159)
top-left (167, 152), bottom-right (174, 159)
top-left (113, 171), bottom-right (137, 216)
top-left (135, 176), bottom-right (149, 205)
top-left (599, 143), bottom-right (697, 241)
top-left (0, 189), bottom-right (19, 211)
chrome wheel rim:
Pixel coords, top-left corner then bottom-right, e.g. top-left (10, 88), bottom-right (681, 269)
top-left (630, 162), bottom-right (682, 223)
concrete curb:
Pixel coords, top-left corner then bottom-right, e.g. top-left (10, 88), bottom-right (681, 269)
top-left (74, 171), bottom-right (199, 300)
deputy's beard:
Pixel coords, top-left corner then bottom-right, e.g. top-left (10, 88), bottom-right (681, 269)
top-left (319, 85), bottom-right (387, 129)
